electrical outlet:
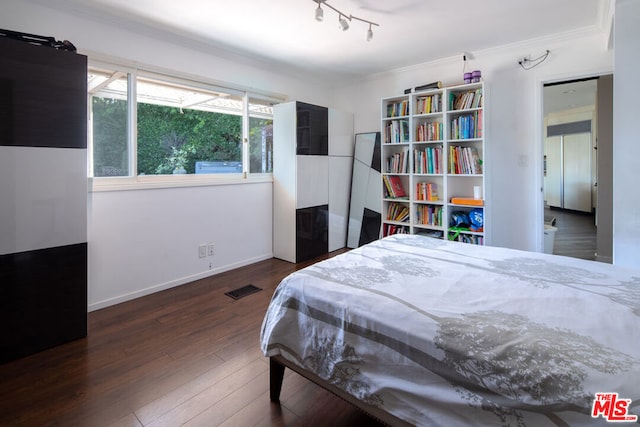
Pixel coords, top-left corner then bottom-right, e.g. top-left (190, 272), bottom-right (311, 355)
top-left (207, 243), bottom-right (215, 257)
top-left (198, 244), bottom-right (207, 258)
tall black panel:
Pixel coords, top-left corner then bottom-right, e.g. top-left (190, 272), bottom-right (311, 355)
top-left (0, 33), bottom-right (87, 363)
top-left (0, 244), bottom-right (88, 363)
top-left (359, 208), bottom-right (382, 247)
top-left (296, 102), bottom-right (328, 155)
top-left (296, 205), bottom-right (329, 262)
top-left (0, 77), bottom-right (13, 144)
top-left (0, 36), bottom-right (87, 149)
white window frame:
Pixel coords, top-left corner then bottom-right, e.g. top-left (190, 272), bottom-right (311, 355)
top-left (88, 58), bottom-right (285, 192)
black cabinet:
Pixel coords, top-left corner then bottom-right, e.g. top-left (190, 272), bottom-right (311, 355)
top-left (0, 36), bottom-right (87, 149)
top-left (295, 205), bottom-right (329, 262)
top-left (296, 102), bottom-right (328, 155)
top-left (0, 34), bottom-right (87, 363)
top-left (0, 244), bottom-right (88, 363)
top-left (273, 101), bottom-right (353, 263)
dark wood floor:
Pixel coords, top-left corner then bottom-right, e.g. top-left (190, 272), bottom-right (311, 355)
top-left (545, 207), bottom-right (597, 261)
top-left (0, 249), bottom-right (385, 427)
top-left (0, 217), bottom-right (599, 426)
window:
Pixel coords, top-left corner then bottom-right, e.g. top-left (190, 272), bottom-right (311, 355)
top-left (89, 70), bottom-right (129, 177)
top-left (249, 97), bottom-right (274, 174)
top-left (88, 64), bottom-right (277, 181)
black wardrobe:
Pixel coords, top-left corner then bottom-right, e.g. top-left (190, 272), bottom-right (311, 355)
top-left (0, 34), bottom-right (88, 363)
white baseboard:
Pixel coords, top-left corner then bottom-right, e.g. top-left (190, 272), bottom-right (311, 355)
top-left (595, 253), bottom-right (613, 264)
top-left (88, 253), bottom-right (273, 312)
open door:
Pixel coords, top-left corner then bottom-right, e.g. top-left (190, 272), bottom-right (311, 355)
top-left (542, 76), bottom-right (612, 261)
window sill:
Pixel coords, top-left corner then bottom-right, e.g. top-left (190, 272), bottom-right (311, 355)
top-left (88, 173), bottom-right (273, 192)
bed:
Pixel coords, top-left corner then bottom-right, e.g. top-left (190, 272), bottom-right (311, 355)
top-left (260, 234), bottom-right (640, 426)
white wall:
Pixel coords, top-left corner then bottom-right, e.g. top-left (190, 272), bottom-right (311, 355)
top-left (612, 0), bottom-right (640, 268)
top-left (2, 0), bottom-right (335, 310)
top-left (87, 183), bottom-right (273, 309)
top-left (333, 31), bottom-right (613, 252)
top-left (3, 0), bottom-right (632, 310)
top-left (596, 74), bottom-right (613, 263)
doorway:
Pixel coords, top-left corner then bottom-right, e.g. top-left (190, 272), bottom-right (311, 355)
top-left (545, 122), bottom-right (593, 212)
top-left (542, 75), bottom-right (613, 262)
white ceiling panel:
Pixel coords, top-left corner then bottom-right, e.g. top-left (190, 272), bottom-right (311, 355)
top-left (25, 0), bottom-right (610, 80)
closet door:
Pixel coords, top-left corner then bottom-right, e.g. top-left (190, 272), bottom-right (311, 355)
top-left (563, 132), bottom-right (592, 212)
top-left (544, 136), bottom-right (562, 208)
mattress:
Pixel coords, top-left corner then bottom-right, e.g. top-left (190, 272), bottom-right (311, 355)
top-left (260, 234), bottom-right (640, 426)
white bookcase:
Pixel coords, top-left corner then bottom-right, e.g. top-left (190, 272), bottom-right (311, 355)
top-left (380, 82), bottom-right (487, 245)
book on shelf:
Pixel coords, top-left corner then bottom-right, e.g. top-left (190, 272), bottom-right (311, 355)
top-left (416, 121), bottom-right (443, 141)
top-left (449, 146), bottom-right (483, 175)
top-left (416, 204), bottom-right (442, 226)
top-left (383, 175), bottom-right (408, 199)
top-left (414, 147), bottom-right (442, 174)
top-left (387, 202), bottom-right (410, 222)
top-left (383, 224), bottom-right (410, 237)
top-left (386, 100), bottom-right (409, 117)
top-left (384, 119), bottom-right (410, 143)
top-left (415, 93), bottom-right (442, 115)
top-left (449, 88), bottom-right (483, 110)
top-left (471, 148), bottom-right (483, 174)
top-left (450, 111), bottom-right (482, 139)
top-left (385, 149), bottom-right (409, 173)
top-left (416, 182), bottom-right (438, 201)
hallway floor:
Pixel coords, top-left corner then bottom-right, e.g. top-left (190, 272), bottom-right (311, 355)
top-left (545, 207), bottom-right (597, 261)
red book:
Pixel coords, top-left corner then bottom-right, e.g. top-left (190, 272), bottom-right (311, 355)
top-left (387, 175), bottom-right (407, 198)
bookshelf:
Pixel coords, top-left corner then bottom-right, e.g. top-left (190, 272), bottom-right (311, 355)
top-left (381, 82), bottom-right (486, 244)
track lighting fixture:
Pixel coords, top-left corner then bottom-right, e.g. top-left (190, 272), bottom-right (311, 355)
top-left (312, 0), bottom-right (379, 41)
top-left (338, 13), bottom-right (350, 31)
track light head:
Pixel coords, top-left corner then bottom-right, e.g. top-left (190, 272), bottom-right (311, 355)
top-left (338, 14), bottom-right (349, 31)
top-left (311, 1), bottom-right (378, 39)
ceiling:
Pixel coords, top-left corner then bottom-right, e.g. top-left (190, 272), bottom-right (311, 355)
top-left (544, 79), bottom-right (599, 115)
top-left (33, 0), bottom-right (611, 81)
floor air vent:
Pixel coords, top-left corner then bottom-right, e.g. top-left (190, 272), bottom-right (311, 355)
top-left (225, 284), bottom-right (262, 300)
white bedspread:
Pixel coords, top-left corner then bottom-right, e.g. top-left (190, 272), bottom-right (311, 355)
top-left (260, 234), bottom-right (640, 426)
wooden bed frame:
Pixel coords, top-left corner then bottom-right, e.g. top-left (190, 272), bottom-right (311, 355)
top-left (269, 355), bottom-right (413, 427)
